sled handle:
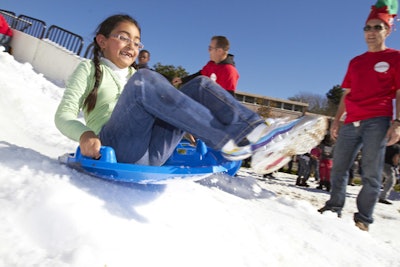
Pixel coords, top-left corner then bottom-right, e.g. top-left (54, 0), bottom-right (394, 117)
top-left (76, 146), bottom-right (117, 163)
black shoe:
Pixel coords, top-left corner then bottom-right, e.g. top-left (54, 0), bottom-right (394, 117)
top-left (317, 206), bottom-right (328, 213)
top-left (299, 182), bottom-right (310, 187)
top-left (263, 173), bottom-right (276, 179)
top-left (318, 206), bottom-right (342, 218)
top-left (316, 185), bottom-right (323, 190)
top-left (378, 199), bottom-right (392, 205)
top-left (325, 182), bottom-right (331, 192)
top-left (325, 187), bottom-right (330, 192)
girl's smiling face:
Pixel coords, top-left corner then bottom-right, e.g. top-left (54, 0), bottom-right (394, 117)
top-left (96, 21), bottom-right (141, 69)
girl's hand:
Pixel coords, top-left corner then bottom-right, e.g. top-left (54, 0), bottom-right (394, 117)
top-left (79, 131), bottom-right (101, 159)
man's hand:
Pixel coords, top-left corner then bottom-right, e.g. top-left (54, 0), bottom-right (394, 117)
top-left (172, 77), bottom-right (182, 87)
top-left (79, 131), bottom-right (101, 159)
top-left (386, 122), bottom-right (400, 146)
top-left (330, 120), bottom-right (340, 140)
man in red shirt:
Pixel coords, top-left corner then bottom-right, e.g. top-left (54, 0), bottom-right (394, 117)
top-left (318, 0), bottom-right (400, 231)
top-left (172, 36), bottom-right (239, 96)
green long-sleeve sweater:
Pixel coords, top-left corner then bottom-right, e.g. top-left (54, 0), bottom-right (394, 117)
top-left (54, 60), bottom-right (136, 141)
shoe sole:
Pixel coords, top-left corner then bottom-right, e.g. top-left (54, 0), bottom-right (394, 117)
top-left (251, 116), bottom-right (328, 174)
top-left (355, 221), bottom-right (369, 231)
top-left (378, 199), bottom-right (392, 205)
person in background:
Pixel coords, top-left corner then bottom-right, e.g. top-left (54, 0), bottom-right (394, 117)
top-left (310, 145), bottom-right (321, 181)
top-left (378, 143), bottom-right (400, 204)
top-left (0, 13), bottom-right (13, 53)
top-left (295, 153), bottom-right (311, 187)
top-left (318, 0), bottom-right (400, 232)
top-left (54, 14), bottom-right (327, 175)
top-left (135, 49), bottom-right (151, 69)
top-left (172, 36), bottom-right (239, 96)
top-left (348, 153), bottom-right (361, 186)
top-left (317, 135), bottom-right (334, 192)
top-left (287, 156), bottom-right (295, 174)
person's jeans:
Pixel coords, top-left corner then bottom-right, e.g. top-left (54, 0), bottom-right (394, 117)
top-left (99, 69), bottom-right (262, 165)
top-left (325, 117), bottom-right (390, 224)
top-left (310, 158), bottom-right (320, 180)
top-left (379, 163), bottom-right (397, 200)
top-left (298, 156), bottom-right (310, 181)
top-left (0, 33), bottom-right (11, 52)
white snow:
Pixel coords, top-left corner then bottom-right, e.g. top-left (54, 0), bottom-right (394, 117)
top-left (0, 48), bottom-right (399, 267)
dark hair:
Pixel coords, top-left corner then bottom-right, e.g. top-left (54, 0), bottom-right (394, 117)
top-left (139, 49), bottom-right (150, 57)
top-left (212, 36), bottom-right (230, 51)
top-left (84, 14), bottom-right (141, 113)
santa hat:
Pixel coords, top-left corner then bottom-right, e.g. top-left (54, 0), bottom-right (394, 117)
top-left (366, 0), bottom-right (398, 27)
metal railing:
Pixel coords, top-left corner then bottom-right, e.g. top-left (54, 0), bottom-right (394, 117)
top-left (17, 15), bottom-right (46, 38)
top-left (0, 10), bottom-right (34, 33)
top-left (45, 25), bottom-right (84, 55)
top-left (1, 9), bottom-right (84, 56)
top-left (0, 9), bottom-right (16, 25)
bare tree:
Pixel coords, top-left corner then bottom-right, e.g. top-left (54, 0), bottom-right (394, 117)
top-left (288, 92), bottom-right (328, 115)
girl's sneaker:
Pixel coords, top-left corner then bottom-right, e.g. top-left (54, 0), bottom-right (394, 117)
top-left (221, 115), bottom-right (327, 173)
top-left (221, 117), bottom-right (300, 161)
top-left (251, 115), bottom-right (327, 174)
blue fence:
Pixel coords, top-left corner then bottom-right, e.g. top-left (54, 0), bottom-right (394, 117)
top-left (1, 9), bottom-right (90, 57)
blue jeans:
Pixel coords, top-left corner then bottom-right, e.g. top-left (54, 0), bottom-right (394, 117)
top-left (379, 163), bottom-right (397, 200)
top-left (309, 158), bottom-right (320, 180)
top-left (99, 69), bottom-right (263, 165)
top-left (325, 117), bottom-right (390, 224)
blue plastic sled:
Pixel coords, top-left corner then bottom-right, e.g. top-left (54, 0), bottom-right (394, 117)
top-left (59, 140), bottom-right (242, 184)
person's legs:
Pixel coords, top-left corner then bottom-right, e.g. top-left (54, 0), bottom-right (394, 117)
top-left (348, 163), bottom-right (355, 185)
top-left (314, 159), bottom-right (320, 181)
top-left (325, 160), bottom-right (333, 191)
top-left (317, 160), bottom-right (326, 189)
top-left (287, 158), bottom-right (293, 173)
top-left (354, 117), bottom-right (389, 224)
top-left (178, 74), bottom-right (262, 145)
top-left (379, 164), bottom-right (395, 202)
top-left (323, 123), bottom-right (362, 213)
top-left (298, 157), bottom-right (305, 177)
top-left (302, 159), bottom-right (311, 184)
top-left (144, 119), bottom-right (185, 166)
top-left (0, 34), bottom-right (11, 53)
top-left (309, 157), bottom-right (320, 181)
top-left (100, 69), bottom-right (263, 164)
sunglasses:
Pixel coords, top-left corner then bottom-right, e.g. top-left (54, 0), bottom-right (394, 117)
top-left (363, 25), bottom-right (384, 32)
top-left (208, 46), bottom-right (220, 51)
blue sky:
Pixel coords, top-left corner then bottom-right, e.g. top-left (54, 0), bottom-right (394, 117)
top-left (2, 0), bottom-right (400, 100)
